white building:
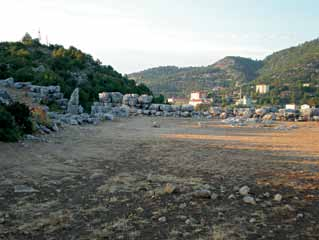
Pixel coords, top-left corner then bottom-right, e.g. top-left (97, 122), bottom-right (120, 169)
top-left (236, 96), bottom-right (252, 106)
top-left (189, 91), bottom-right (210, 107)
top-left (256, 84), bottom-right (270, 94)
top-left (301, 104), bottom-right (310, 110)
top-left (285, 104), bottom-right (297, 111)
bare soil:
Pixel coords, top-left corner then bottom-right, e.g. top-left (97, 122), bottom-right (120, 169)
top-left (1, 117), bottom-right (319, 239)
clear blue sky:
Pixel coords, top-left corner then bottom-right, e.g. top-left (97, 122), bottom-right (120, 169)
top-left (1, 0), bottom-right (318, 73)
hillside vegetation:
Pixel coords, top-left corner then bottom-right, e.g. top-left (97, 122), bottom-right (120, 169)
top-left (129, 57), bottom-right (263, 97)
top-left (130, 38), bottom-right (319, 106)
top-left (251, 39), bottom-right (319, 105)
top-left (0, 33), bottom-right (152, 109)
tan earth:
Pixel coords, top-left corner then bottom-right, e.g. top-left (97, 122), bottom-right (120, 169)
top-left (0, 117), bottom-right (319, 239)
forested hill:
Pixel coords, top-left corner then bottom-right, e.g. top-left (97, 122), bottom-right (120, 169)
top-left (129, 57), bottom-right (262, 97)
top-left (0, 33), bottom-right (152, 109)
top-left (256, 38), bottom-right (319, 85)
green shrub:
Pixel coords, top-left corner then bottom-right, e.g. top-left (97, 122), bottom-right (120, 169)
top-left (6, 102), bottom-right (33, 134)
top-left (0, 105), bottom-right (21, 142)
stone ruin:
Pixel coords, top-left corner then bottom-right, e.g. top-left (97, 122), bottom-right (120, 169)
top-left (0, 77), bottom-right (68, 109)
top-left (91, 92), bottom-right (197, 119)
top-left (67, 88), bottom-right (83, 114)
top-left (0, 89), bottom-right (13, 105)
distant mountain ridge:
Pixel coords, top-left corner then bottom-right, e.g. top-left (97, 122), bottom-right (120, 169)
top-left (129, 38), bottom-right (319, 100)
top-left (129, 56), bottom-right (262, 97)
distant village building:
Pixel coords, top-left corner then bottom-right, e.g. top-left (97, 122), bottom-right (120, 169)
top-left (256, 84), bottom-right (270, 94)
top-left (189, 91), bottom-right (210, 107)
top-left (301, 104), bottom-right (310, 110)
top-left (168, 97), bottom-right (188, 105)
top-left (303, 83), bottom-right (311, 87)
top-left (235, 96), bottom-right (252, 106)
top-left (285, 104), bottom-right (297, 111)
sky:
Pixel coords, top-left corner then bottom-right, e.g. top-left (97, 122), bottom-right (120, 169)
top-left (1, 0), bottom-right (319, 74)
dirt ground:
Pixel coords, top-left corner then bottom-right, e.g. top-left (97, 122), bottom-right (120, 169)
top-left (0, 117), bottom-right (319, 240)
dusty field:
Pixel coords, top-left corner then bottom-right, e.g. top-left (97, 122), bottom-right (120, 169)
top-left (0, 117), bottom-right (319, 239)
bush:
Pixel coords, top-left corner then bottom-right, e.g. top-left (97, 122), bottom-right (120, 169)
top-left (6, 102), bottom-right (33, 134)
top-left (0, 105), bottom-right (21, 142)
top-left (0, 102), bottom-right (34, 142)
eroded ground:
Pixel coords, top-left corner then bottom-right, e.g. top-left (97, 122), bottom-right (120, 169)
top-left (0, 118), bottom-right (319, 239)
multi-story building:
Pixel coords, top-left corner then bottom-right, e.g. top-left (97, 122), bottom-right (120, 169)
top-left (256, 84), bottom-right (270, 94)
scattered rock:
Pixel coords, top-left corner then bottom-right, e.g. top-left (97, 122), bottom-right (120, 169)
top-left (90, 172), bottom-right (104, 180)
top-left (243, 196), bottom-right (256, 205)
top-left (163, 183), bottom-right (177, 194)
top-left (158, 216), bottom-right (167, 223)
top-left (152, 121), bottom-right (160, 128)
top-left (179, 203), bottom-right (187, 209)
top-left (191, 189), bottom-right (212, 199)
top-left (239, 186), bottom-right (250, 196)
top-left (14, 185), bottom-right (39, 193)
top-left (228, 194), bottom-right (236, 200)
top-left (211, 193), bottom-right (219, 200)
top-left (185, 217), bottom-right (198, 225)
top-left (249, 218), bottom-right (257, 223)
top-left (274, 194), bottom-right (283, 202)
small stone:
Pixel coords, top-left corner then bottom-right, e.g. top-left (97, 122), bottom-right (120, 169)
top-left (274, 194), bottom-right (283, 202)
top-left (249, 218), bottom-right (257, 223)
top-left (158, 216), bottom-right (166, 223)
top-left (14, 185), bottom-right (39, 193)
top-left (51, 123), bottom-right (59, 132)
top-left (239, 186), bottom-right (250, 196)
top-left (228, 194), bottom-right (236, 200)
top-left (152, 121), bottom-right (160, 128)
top-left (179, 203), bottom-right (187, 209)
top-left (136, 207), bottom-right (144, 213)
top-left (0, 218), bottom-right (5, 224)
top-left (211, 193), bottom-right (219, 200)
top-left (243, 196), bottom-right (256, 205)
top-left (191, 189), bottom-right (212, 199)
top-left (90, 172), bottom-right (104, 180)
top-left (163, 183), bottom-right (177, 194)
top-left (185, 217), bottom-right (198, 225)
top-left (297, 213), bottom-right (304, 219)
top-left (263, 192), bottom-right (271, 198)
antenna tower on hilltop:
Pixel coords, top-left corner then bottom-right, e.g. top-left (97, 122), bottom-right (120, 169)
top-left (38, 28), bottom-right (42, 42)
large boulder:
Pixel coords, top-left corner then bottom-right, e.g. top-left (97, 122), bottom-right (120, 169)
top-left (181, 104), bottom-right (194, 112)
top-left (67, 88), bottom-right (80, 114)
top-left (210, 107), bottom-right (222, 116)
top-left (123, 94), bottom-right (139, 107)
top-left (138, 95), bottom-right (153, 105)
top-left (110, 92), bottom-right (123, 104)
top-left (112, 105), bottom-right (130, 118)
top-left (255, 108), bottom-right (268, 117)
top-left (181, 111), bottom-right (191, 117)
top-left (0, 89), bottom-right (13, 105)
top-left (0, 77), bottom-right (14, 87)
top-left (171, 105), bottom-right (181, 112)
top-left (99, 92), bottom-right (111, 103)
top-left (91, 102), bottom-right (112, 115)
top-left (159, 104), bottom-right (172, 112)
top-left (262, 113), bottom-right (276, 121)
top-left (14, 82), bottom-right (32, 89)
top-left (149, 104), bottom-right (161, 111)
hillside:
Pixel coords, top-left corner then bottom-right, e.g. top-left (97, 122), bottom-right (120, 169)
top-left (256, 39), bottom-right (319, 85)
top-left (251, 39), bottom-right (319, 105)
top-left (129, 57), bottom-right (263, 97)
top-left (0, 33), bottom-right (152, 109)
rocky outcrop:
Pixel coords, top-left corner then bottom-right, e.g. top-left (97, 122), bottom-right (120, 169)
top-left (0, 77), bottom-right (14, 87)
top-left (67, 88), bottom-right (83, 114)
top-left (0, 89), bottom-right (12, 105)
